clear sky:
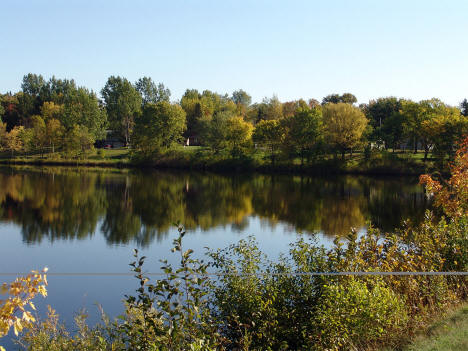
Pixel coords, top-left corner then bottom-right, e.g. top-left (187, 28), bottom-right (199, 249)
top-left (1, 0), bottom-right (467, 105)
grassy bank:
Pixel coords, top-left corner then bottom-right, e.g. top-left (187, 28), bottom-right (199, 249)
top-left (0, 148), bottom-right (130, 168)
top-left (384, 303), bottom-right (468, 351)
top-left (0, 146), bottom-right (438, 176)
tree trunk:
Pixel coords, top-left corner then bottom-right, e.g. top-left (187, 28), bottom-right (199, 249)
top-left (341, 150), bottom-right (345, 160)
top-left (125, 117), bottom-right (130, 147)
top-left (424, 145), bottom-right (429, 162)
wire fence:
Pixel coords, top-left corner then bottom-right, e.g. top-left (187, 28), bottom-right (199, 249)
top-left (1, 272), bottom-right (468, 276)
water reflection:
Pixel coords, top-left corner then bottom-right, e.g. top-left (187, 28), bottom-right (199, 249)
top-left (0, 167), bottom-right (431, 246)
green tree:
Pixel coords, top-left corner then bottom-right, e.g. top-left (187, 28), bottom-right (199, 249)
top-left (63, 125), bottom-right (95, 158)
top-left (181, 89), bottom-right (237, 145)
top-left (362, 97), bottom-right (402, 145)
top-left (281, 99), bottom-right (311, 118)
top-left (62, 88), bottom-right (107, 140)
top-left (257, 95), bottom-right (283, 121)
top-left (205, 112), bottom-right (253, 157)
top-left (132, 101), bottom-right (186, 157)
top-left (322, 103), bottom-right (368, 160)
top-left (283, 106), bottom-right (322, 165)
top-left (16, 92), bottom-right (37, 127)
top-left (231, 89), bottom-right (251, 117)
top-left (418, 99), bottom-right (443, 160)
top-left (322, 93), bottom-right (357, 105)
top-left (135, 77), bottom-right (171, 105)
top-left (44, 76), bottom-right (77, 104)
top-left (380, 112), bottom-right (405, 151)
top-left (200, 90), bottom-right (236, 118)
top-left (420, 108), bottom-right (468, 164)
top-left (253, 119), bottom-right (284, 165)
top-left (20, 74), bottom-right (47, 118)
top-left (400, 99), bottom-right (423, 153)
top-left (231, 89), bottom-right (251, 107)
top-left (341, 93), bottom-right (358, 104)
top-left (101, 76), bottom-right (142, 146)
top-left (180, 89), bottom-right (202, 140)
top-left (203, 111), bottom-right (231, 153)
top-left (21, 73), bottom-right (46, 97)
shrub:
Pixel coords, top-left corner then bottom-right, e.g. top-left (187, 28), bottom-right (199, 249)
top-left (119, 224), bottom-right (220, 351)
top-left (18, 306), bottom-right (121, 351)
top-left (208, 237), bottom-right (282, 350)
top-left (316, 278), bottom-right (408, 350)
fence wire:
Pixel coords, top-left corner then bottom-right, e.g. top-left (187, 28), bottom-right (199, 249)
top-left (1, 272), bottom-right (468, 276)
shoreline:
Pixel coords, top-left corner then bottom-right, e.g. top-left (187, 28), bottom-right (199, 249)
top-left (0, 156), bottom-right (433, 177)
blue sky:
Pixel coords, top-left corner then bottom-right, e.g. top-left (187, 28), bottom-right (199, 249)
top-left (1, 0), bottom-right (467, 105)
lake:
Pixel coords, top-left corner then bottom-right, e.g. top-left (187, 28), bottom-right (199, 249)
top-left (0, 166), bottom-right (431, 347)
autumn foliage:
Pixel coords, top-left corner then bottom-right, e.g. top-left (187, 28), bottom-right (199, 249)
top-left (0, 269), bottom-right (48, 350)
top-left (420, 136), bottom-right (468, 217)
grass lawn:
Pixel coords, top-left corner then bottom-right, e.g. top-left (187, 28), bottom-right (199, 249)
top-left (91, 147), bottom-right (129, 159)
top-left (384, 304), bottom-right (468, 351)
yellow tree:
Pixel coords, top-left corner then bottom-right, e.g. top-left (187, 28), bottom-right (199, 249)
top-left (40, 101), bottom-right (64, 121)
top-left (0, 269), bottom-right (48, 349)
top-left (418, 99), bottom-right (461, 161)
top-left (46, 118), bottom-right (64, 154)
top-left (0, 122), bottom-right (6, 151)
top-left (420, 109), bottom-right (467, 163)
top-left (5, 126), bottom-right (25, 156)
top-left (322, 103), bottom-right (368, 160)
top-left (30, 115), bottom-right (47, 155)
top-left (224, 116), bottom-right (253, 157)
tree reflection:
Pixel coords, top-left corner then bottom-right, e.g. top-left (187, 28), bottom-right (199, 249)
top-left (0, 167), bottom-right (432, 246)
top-left (0, 170), bottom-right (106, 243)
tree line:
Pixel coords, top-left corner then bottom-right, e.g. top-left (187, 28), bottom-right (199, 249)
top-left (1, 73), bottom-right (467, 164)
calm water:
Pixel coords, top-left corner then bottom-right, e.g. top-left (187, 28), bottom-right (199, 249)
top-left (0, 166), bottom-right (431, 347)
